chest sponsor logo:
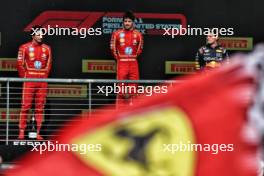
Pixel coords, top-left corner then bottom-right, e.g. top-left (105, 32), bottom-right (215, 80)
top-left (29, 47), bottom-right (34, 52)
top-left (119, 38), bottom-right (125, 43)
top-left (34, 61), bottom-right (42, 69)
top-left (119, 32), bottom-right (125, 38)
top-left (125, 47), bottom-right (133, 55)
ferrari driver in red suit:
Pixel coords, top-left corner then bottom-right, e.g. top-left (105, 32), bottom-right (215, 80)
top-left (17, 26), bottom-right (52, 140)
top-left (110, 11), bottom-right (144, 106)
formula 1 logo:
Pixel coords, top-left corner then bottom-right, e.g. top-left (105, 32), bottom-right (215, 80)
top-left (24, 11), bottom-right (187, 35)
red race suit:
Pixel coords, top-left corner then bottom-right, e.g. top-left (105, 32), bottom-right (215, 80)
top-left (110, 28), bottom-right (143, 104)
top-left (17, 41), bottom-right (52, 135)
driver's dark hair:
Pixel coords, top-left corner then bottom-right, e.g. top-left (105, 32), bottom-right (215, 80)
top-left (30, 25), bottom-right (43, 36)
top-left (123, 11), bottom-right (135, 21)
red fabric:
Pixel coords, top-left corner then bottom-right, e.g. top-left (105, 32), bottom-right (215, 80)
top-left (111, 29), bottom-right (143, 101)
top-left (117, 60), bottom-right (139, 80)
top-left (19, 82), bottom-right (48, 130)
top-left (17, 41), bottom-right (52, 131)
top-left (17, 41), bottom-right (52, 78)
top-left (6, 63), bottom-right (258, 176)
top-left (110, 29), bottom-right (143, 60)
top-left (117, 60), bottom-right (139, 100)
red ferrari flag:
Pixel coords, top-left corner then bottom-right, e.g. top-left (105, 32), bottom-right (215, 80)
top-left (5, 48), bottom-right (264, 176)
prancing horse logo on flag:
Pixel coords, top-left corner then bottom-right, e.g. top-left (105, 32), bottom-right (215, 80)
top-left (72, 107), bottom-right (197, 176)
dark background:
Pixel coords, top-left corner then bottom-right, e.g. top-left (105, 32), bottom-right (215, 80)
top-left (0, 0), bottom-right (262, 80)
top-left (0, 0), bottom-right (263, 163)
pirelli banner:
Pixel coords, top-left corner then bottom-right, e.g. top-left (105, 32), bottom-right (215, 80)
top-left (82, 59), bottom-right (116, 73)
top-left (0, 84), bottom-right (87, 98)
top-left (218, 37), bottom-right (253, 51)
top-left (0, 58), bottom-right (118, 74)
top-left (47, 84), bottom-right (87, 98)
top-left (165, 61), bottom-right (196, 74)
top-left (0, 108), bottom-right (36, 122)
top-left (0, 58), bottom-right (17, 71)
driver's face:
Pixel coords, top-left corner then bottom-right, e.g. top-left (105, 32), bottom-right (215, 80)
top-left (32, 30), bottom-right (44, 43)
top-left (207, 34), bottom-right (218, 44)
top-left (123, 18), bottom-right (134, 30)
